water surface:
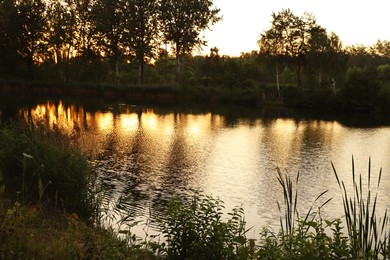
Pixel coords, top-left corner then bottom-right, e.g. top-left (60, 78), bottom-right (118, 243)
top-left (2, 97), bottom-right (390, 238)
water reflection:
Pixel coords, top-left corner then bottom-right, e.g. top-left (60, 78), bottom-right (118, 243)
top-left (5, 99), bottom-right (390, 237)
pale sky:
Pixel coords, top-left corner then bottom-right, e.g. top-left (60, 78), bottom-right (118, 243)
top-left (200, 0), bottom-right (390, 57)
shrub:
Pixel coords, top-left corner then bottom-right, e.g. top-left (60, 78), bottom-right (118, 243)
top-left (157, 192), bottom-right (255, 260)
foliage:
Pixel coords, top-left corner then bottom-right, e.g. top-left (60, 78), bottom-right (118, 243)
top-left (339, 67), bottom-right (381, 111)
top-left (0, 0), bottom-right (21, 75)
top-left (2, 136), bottom-right (390, 259)
top-left (258, 9), bottom-right (318, 87)
top-left (15, 0), bottom-right (47, 69)
top-left (0, 1), bottom-right (389, 113)
top-left (0, 201), bottom-right (151, 259)
top-left (158, 0), bottom-right (221, 84)
top-left (126, 0), bottom-right (160, 85)
top-left (0, 121), bottom-right (96, 221)
top-left (157, 192), bottom-right (254, 260)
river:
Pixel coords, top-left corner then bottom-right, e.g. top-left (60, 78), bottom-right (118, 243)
top-left (1, 96), bottom-right (390, 239)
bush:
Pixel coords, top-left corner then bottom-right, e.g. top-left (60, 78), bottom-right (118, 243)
top-left (157, 192), bottom-right (255, 260)
top-left (338, 67), bottom-right (381, 111)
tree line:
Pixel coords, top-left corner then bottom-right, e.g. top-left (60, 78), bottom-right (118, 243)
top-left (0, 0), bottom-right (220, 84)
top-left (1, 2), bottom-right (390, 111)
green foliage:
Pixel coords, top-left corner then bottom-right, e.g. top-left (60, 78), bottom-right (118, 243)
top-left (0, 121), bottom-right (96, 221)
top-left (157, 192), bottom-right (254, 260)
top-left (158, 0), bottom-right (221, 84)
top-left (126, 0), bottom-right (160, 85)
top-left (0, 202), bottom-right (148, 259)
top-left (339, 67), bottom-right (381, 111)
top-left (158, 0), bottom-right (221, 55)
top-left (258, 218), bottom-right (351, 259)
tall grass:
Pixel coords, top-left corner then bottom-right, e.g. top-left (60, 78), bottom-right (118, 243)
top-left (332, 157), bottom-right (390, 258)
top-left (0, 120), bottom-right (97, 221)
top-left (276, 168), bottom-right (332, 238)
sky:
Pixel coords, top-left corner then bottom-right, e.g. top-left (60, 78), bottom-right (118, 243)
top-left (200, 0), bottom-right (390, 57)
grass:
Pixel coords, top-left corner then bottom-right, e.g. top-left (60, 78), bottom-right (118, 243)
top-left (0, 199), bottom-right (154, 259)
top-left (0, 120), bottom-right (96, 221)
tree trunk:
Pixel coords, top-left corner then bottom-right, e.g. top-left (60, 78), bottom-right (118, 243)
top-left (115, 60), bottom-right (119, 85)
top-left (175, 42), bottom-right (184, 86)
top-left (138, 60), bottom-right (144, 85)
top-left (318, 71), bottom-right (322, 87)
top-left (276, 66), bottom-right (280, 97)
top-left (296, 64), bottom-right (302, 88)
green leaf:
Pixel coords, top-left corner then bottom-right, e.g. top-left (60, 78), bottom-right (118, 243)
top-left (234, 235), bottom-right (246, 245)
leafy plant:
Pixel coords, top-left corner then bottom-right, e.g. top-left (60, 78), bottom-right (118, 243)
top-left (157, 192), bottom-right (254, 260)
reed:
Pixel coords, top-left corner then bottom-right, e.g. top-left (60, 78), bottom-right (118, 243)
top-left (276, 168), bottom-right (331, 238)
top-left (332, 157), bottom-right (389, 258)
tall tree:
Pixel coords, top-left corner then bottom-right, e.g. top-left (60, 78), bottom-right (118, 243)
top-left (94, 0), bottom-right (128, 84)
top-left (16, 0), bottom-right (47, 68)
top-left (371, 40), bottom-right (390, 58)
top-left (259, 9), bottom-right (317, 88)
top-left (345, 44), bottom-right (373, 68)
top-left (126, 0), bottom-right (160, 85)
top-left (158, 0), bottom-right (221, 85)
top-left (72, 0), bottom-right (99, 61)
top-left (0, 0), bottom-right (21, 75)
top-left (306, 28), bottom-right (346, 88)
top-left (46, 0), bottom-right (76, 65)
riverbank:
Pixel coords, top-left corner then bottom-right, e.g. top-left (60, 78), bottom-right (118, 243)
top-left (0, 121), bottom-right (151, 258)
top-left (1, 79), bottom-right (389, 114)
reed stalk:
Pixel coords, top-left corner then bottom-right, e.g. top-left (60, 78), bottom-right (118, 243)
top-left (332, 157), bottom-right (389, 258)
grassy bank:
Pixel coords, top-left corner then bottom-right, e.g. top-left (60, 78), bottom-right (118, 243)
top-left (0, 121), bottom-right (95, 221)
top-left (1, 120), bottom-right (390, 259)
top-left (0, 121), bottom-right (155, 258)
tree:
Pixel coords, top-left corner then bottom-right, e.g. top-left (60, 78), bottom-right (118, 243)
top-left (46, 0), bottom-right (76, 65)
top-left (345, 44), bottom-right (373, 68)
top-left (94, 0), bottom-right (128, 84)
top-left (306, 29), bottom-right (346, 88)
top-left (158, 0), bottom-right (221, 85)
top-left (371, 40), bottom-right (390, 58)
top-left (16, 0), bottom-right (47, 69)
top-left (259, 9), bottom-right (317, 88)
top-left (0, 0), bottom-right (21, 75)
top-left (72, 0), bottom-right (100, 62)
top-left (126, 0), bottom-right (160, 85)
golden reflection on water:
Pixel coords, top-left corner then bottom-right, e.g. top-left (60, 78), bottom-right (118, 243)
top-left (120, 113), bottom-right (139, 132)
top-left (24, 101), bottom-right (82, 134)
top-left (97, 112), bottom-right (114, 132)
top-left (142, 112), bottom-right (158, 132)
top-left (19, 101), bottom-right (390, 232)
